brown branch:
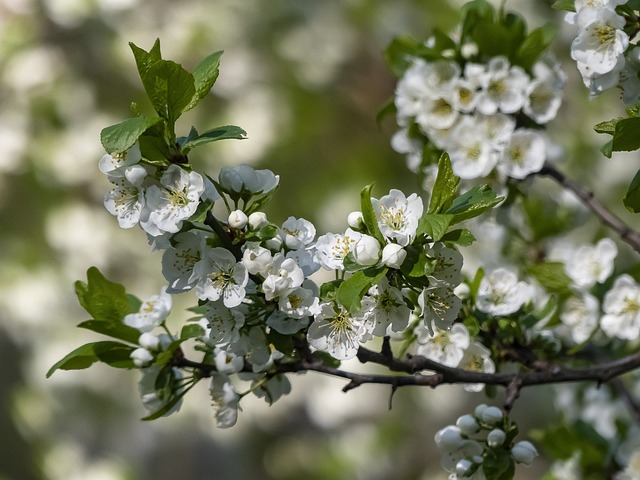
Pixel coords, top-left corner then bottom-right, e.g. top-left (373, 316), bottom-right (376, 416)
top-left (538, 162), bottom-right (640, 254)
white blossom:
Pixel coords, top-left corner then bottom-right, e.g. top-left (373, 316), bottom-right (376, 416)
top-left (228, 209), bottom-right (248, 229)
top-left (565, 238), bottom-right (617, 289)
top-left (161, 231), bottom-right (207, 293)
top-left (366, 278), bottom-right (411, 335)
top-left (131, 347), bottom-right (154, 367)
top-left (314, 228), bottom-right (361, 271)
top-left (559, 292), bottom-right (599, 344)
top-left (419, 280), bottom-right (462, 332)
top-left (192, 247), bottom-right (248, 308)
top-left (476, 268), bottom-right (531, 316)
top-left (241, 242), bottom-right (273, 276)
top-left (103, 164), bottom-right (147, 229)
top-left (204, 300), bottom-right (245, 347)
top-left (218, 163), bottom-right (279, 194)
top-left (511, 441), bottom-right (538, 466)
top-left (459, 342), bottom-right (495, 392)
top-left (372, 189), bottom-right (423, 246)
top-left (427, 243), bottom-right (463, 286)
top-left (352, 234), bottom-right (382, 266)
top-left (381, 243), bottom-right (406, 269)
top-left (248, 211), bottom-right (269, 230)
top-left (600, 274), bottom-right (640, 340)
top-left (98, 143), bottom-right (141, 175)
top-left (415, 322), bottom-right (470, 367)
top-left (261, 253), bottom-right (305, 301)
top-left (210, 373), bottom-right (240, 428)
top-left (475, 57), bottom-right (529, 115)
top-left (307, 302), bottom-right (370, 360)
top-left (447, 118), bottom-right (498, 179)
top-left (497, 129), bottom-right (546, 180)
top-left (124, 287), bottom-right (172, 332)
top-left (279, 216), bottom-right (316, 250)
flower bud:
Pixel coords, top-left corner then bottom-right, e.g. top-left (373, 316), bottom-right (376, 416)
top-left (487, 428), bottom-right (506, 447)
top-left (352, 234), bottom-right (381, 266)
top-left (461, 42), bottom-right (479, 59)
top-left (265, 236), bottom-right (283, 252)
top-left (480, 406), bottom-right (503, 425)
top-left (131, 347), bottom-right (154, 368)
top-left (511, 440), bottom-right (538, 466)
top-left (228, 210), bottom-right (248, 229)
top-left (455, 459), bottom-right (474, 477)
top-left (347, 211), bottom-right (365, 230)
top-left (456, 414), bottom-right (480, 436)
top-left (138, 332), bottom-right (160, 351)
top-left (381, 243), bottom-right (406, 269)
top-left (248, 211), bottom-right (269, 230)
top-left (434, 426), bottom-right (465, 452)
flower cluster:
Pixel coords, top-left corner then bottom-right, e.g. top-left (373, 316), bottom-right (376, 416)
top-left (434, 405), bottom-right (538, 479)
top-left (565, 0), bottom-right (640, 103)
top-left (392, 53), bottom-right (564, 181)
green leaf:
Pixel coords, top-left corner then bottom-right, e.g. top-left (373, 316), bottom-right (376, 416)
top-left (267, 329), bottom-right (294, 356)
top-left (417, 214), bottom-right (453, 242)
top-left (75, 267), bottom-right (138, 323)
top-left (594, 117), bottom-right (622, 135)
top-left (428, 153), bottom-right (459, 214)
top-left (77, 319), bottom-right (141, 344)
top-left (130, 39), bottom-right (162, 77)
top-left (611, 117), bottom-right (640, 152)
top-left (515, 23), bottom-right (556, 70)
top-left (551, 0), bottom-right (576, 11)
top-left (440, 228), bottom-right (476, 246)
top-left (360, 183), bottom-right (386, 244)
top-left (471, 21), bottom-right (513, 59)
top-left (528, 262), bottom-right (572, 296)
top-left (399, 246), bottom-right (436, 277)
top-left (100, 116), bottom-right (163, 154)
top-left (376, 98), bottom-right (396, 128)
top-left (482, 448), bottom-right (515, 480)
top-left (142, 60), bottom-right (195, 127)
top-left (532, 421), bottom-right (608, 469)
top-left (446, 184), bottom-right (502, 224)
top-left (46, 341), bottom-right (134, 377)
top-left (384, 35), bottom-right (428, 76)
top-left (311, 351), bottom-right (341, 368)
top-left (461, 0), bottom-right (495, 41)
top-left (180, 323), bottom-right (205, 340)
top-left (337, 267), bottom-right (387, 314)
top-left (183, 50), bottom-right (223, 113)
top-left (180, 125), bottom-right (247, 152)
top-left (624, 169), bottom-right (640, 213)
top-left (601, 139), bottom-right (613, 158)
top-left (521, 295), bottom-right (558, 328)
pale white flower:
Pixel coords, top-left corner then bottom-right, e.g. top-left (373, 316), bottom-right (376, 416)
top-left (203, 300), bottom-right (245, 347)
top-left (98, 143), bottom-right (141, 175)
top-left (448, 118), bottom-right (498, 179)
top-left (391, 128), bottom-right (423, 172)
top-left (218, 163), bottom-right (279, 194)
top-left (395, 58), bottom-right (433, 121)
top-left (124, 287), bottom-right (172, 332)
top-left (314, 228), bottom-right (361, 271)
top-left (415, 322), bottom-right (470, 367)
top-left (427, 243), bottom-right (463, 286)
top-left (286, 248), bottom-right (320, 277)
top-left (352, 234), bottom-right (382, 266)
top-left (141, 165), bottom-right (205, 236)
top-left (571, 8), bottom-right (628, 76)
top-left (476, 268), bottom-right (531, 316)
top-left (192, 247), bottom-right (248, 308)
top-left (475, 57), bottom-right (529, 115)
top-left (459, 342), bottom-right (495, 392)
top-left (241, 242), bottom-right (273, 276)
top-left (600, 274), bottom-right (640, 340)
top-left (366, 278), bottom-right (411, 335)
top-left (451, 78), bottom-right (478, 113)
top-left (307, 302), bottom-right (370, 360)
top-left (567, 0), bottom-right (628, 27)
top-left (131, 347), bottom-right (153, 367)
top-left (103, 164), bottom-right (147, 229)
top-left (511, 441), bottom-right (538, 466)
top-left (161, 230), bottom-right (207, 293)
top-left (347, 211), bottom-right (365, 230)
top-left (565, 238), bottom-right (617, 289)
top-left (416, 95), bottom-right (459, 131)
top-left (214, 348), bottom-right (244, 374)
top-left (372, 189), bottom-right (423, 246)
top-left (139, 366), bottom-right (183, 416)
top-left (497, 129), bottom-right (546, 180)
top-left (279, 216), bottom-right (316, 250)
top-left (261, 253), bottom-right (305, 301)
top-left (419, 280), bottom-right (462, 332)
top-left (381, 243), bottom-right (406, 269)
top-left (523, 79), bottom-right (563, 124)
top-left (577, 54), bottom-right (625, 95)
top-left (248, 211), bottom-right (269, 230)
top-left (559, 292), bottom-right (599, 344)
top-left (276, 283), bottom-right (319, 321)
top-left (475, 112), bottom-right (515, 149)
top-left (210, 373), bottom-right (240, 428)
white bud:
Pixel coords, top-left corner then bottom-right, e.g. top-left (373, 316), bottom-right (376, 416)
top-left (248, 211), bottom-right (269, 230)
top-left (456, 414), bottom-right (480, 436)
top-left (480, 406), bottom-right (503, 425)
top-left (347, 211), bottom-right (365, 230)
top-left (265, 236), bottom-right (283, 252)
top-left (511, 440), bottom-right (538, 466)
top-left (461, 42), bottom-right (478, 59)
top-left (455, 459), bottom-right (474, 477)
top-left (131, 347), bottom-right (154, 367)
top-left (352, 234), bottom-right (381, 266)
top-left (138, 332), bottom-right (160, 351)
top-left (228, 210), bottom-right (248, 229)
top-left (434, 425), bottom-right (465, 452)
top-left (454, 282), bottom-right (470, 299)
top-left (487, 428), bottom-right (506, 447)
top-left (381, 243), bottom-right (407, 269)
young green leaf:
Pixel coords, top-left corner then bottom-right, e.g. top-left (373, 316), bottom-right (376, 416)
top-left (551, 0), bottom-right (576, 11)
top-left (75, 267), bottom-right (139, 323)
top-left (528, 262), bottom-right (572, 296)
top-left (360, 183), bottom-right (386, 244)
top-left (130, 39), bottom-right (162, 78)
top-left (46, 341), bottom-right (134, 377)
top-left (183, 50), bottom-right (224, 113)
top-left (624, 169), bottom-right (640, 213)
top-left (180, 125), bottom-right (247, 153)
top-left (142, 60), bottom-right (196, 128)
top-left (77, 319), bottom-right (141, 344)
top-left (428, 153), bottom-right (459, 214)
top-left (100, 116), bottom-right (163, 154)
top-left (611, 117), bottom-right (640, 152)
top-left (515, 23), bottom-right (556, 70)
top-left (446, 184), bottom-right (502, 224)
top-left (337, 267), bottom-right (387, 314)
top-left (440, 228), bottom-right (476, 246)
top-left (417, 213), bottom-right (453, 242)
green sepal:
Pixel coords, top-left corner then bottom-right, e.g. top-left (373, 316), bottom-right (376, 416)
top-left (75, 267), bottom-right (140, 323)
top-left (428, 153), bottom-right (459, 214)
top-left (417, 213), bottom-right (453, 242)
top-left (343, 252), bottom-right (370, 273)
top-left (360, 183), bottom-right (386, 244)
top-left (77, 319), bottom-right (141, 344)
top-left (179, 125), bottom-right (247, 153)
top-left (624, 169), bottom-right (640, 213)
top-left (446, 184), bottom-right (503, 224)
top-left (319, 279), bottom-right (342, 303)
top-left (46, 341), bottom-right (135, 377)
top-left (481, 448), bottom-right (515, 480)
top-left (337, 267), bottom-right (388, 314)
top-left (183, 50), bottom-right (224, 113)
top-left (100, 116), bottom-right (163, 154)
top-left (399, 245), bottom-right (436, 278)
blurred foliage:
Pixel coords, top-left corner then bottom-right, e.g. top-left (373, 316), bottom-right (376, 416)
top-left (0, 0), bottom-right (635, 479)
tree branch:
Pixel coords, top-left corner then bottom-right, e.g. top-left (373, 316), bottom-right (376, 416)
top-left (538, 162), bottom-right (640, 254)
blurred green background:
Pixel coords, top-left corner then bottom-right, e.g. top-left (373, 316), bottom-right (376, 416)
top-left (1, 1), bottom-right (639, 479)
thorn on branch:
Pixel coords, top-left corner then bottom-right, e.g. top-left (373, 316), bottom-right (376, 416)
top-left (388, 384), bottom-right (398, 410)
top-left (504, 376), bottom-right (523, 412)
top-left (381, 336), bottom-right (392, 358)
